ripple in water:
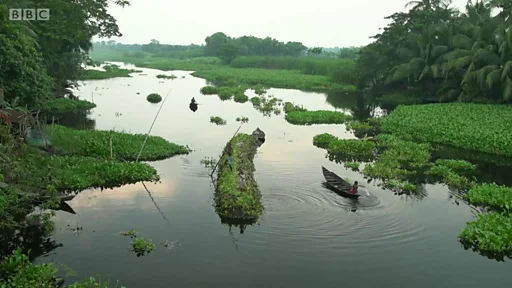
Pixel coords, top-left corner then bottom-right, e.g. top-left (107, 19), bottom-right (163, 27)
top-left (251, 164), bottom-right (428, 253)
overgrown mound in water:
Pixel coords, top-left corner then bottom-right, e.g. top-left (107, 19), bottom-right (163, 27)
top-left (215, 133), bottom-right (263, 221)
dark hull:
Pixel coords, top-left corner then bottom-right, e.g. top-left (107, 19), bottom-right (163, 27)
top-left (321, 166), bottom-right (360, 199)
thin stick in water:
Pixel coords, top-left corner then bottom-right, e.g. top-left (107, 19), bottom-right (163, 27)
top-left (135, 88), bottom-right (172, 163)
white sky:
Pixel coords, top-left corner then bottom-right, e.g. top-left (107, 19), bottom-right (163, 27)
top-left (97, 0), bottom-right (470, 47)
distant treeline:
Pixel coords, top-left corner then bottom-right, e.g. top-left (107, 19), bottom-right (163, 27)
top-left (92, 33), bottom-right (360, 61)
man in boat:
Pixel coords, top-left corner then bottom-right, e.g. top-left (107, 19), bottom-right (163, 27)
top-left (349, 181), bottom-right (359, 195)
top-left (190, 97), bottom-right (196, 104)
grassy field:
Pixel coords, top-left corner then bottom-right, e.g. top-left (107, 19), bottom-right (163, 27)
top-left (88, 50), bottom-right (357, 92)
top-left (381, 103), bottom-right (512, 157)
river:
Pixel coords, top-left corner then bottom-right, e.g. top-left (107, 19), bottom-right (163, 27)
top-left (34, 63), bottom-right (512, 287)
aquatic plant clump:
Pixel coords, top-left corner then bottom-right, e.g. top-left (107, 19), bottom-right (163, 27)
top-left (312, 133), bottom-right (339, 149)
top-left (146, 93), bottom-right (162, 103)
top-left (345, 117), bottom-right (383, 138)
top-left (81, 63), bottom-right (141, 80)
top-left (156, 74), bottom-right (177, 79)
top-left (39, 98), bottom-right (96, 114)
top-left (210, 116), bottom-right (227, 125)
top-left (381, 103), bottom-right (512, 156)
top-left (46, 125), bottom-right (189, 161)
top-left (250, 95), bottom-right (282, 116)
top-left (283, 102), bottom-right (306, 113)
top-left (466, 183), bottom-right (512, 212)
top-left (199, 85), bottom-right (249, 102)
top-left (16, 150), bottom-right (159, 192)
top-left (215, 133), bottom-right (263, 221)
top-left (131, 237), bottom-right (155, 257)
top-left (285, 110), bottom-right (352, 125)
top-left (460, 212), bottom-right (512, 254)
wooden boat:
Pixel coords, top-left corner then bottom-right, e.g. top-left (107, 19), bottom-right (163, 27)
top-left (321, 166), bottom-right (360, 199)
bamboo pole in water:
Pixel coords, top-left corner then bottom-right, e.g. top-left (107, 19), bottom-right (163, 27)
top-left (135, 88), bottom-right (172, 163)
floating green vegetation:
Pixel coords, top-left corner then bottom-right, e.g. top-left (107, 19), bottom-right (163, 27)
top-left (0, 249), bottom-right (126, 288)
top-left (215, 134), bottom-right (263, 221)
top-left (18, 152), bottom-right (159, 192)
top-left (250, 94), bottom-right (282, 116)
top-left (120, 229), bottom-right (137, 238)
top-left (381, 103), bottom-right (512, 156)
top-left (156, 74), bottom-right (177, 79)
top-left (81, 64), bottom-right (141, 80)
top-left (131, 237), bottom-right (155, 257)
top-left (283, 102), bottom-right (306, 113)
top-left (210, 116), bottom-right (227, 125)
top-left (312, 133), bottom-right (339, 149)
top-left (426, 162), bottom-right (474, 191)
top-left (200, 85), bottom-right (249, 102)
top-left (285, 110), bottom-right (352, 125)
top-left (235, 116), bottom-right (249, 123)
top-left (253, 85), bottom-right (268, 95)
top-left (344, 161), bottom-right (360, 171)
top-left (200, 157), bottom-right (217, 169)
top-left (192, 67), bottom-right (356, 92)
top-left (345, 117), bottom-right (383, 138)
top-left (146, 93), bottom-right (162, 104)
top-left (460, 212), bottom-right (512, 254)
top-left (46, 125), bottom-right (189, 161)
top-left (466, 183), bottom-right (512, 212)
top-left (38, 98), bottom-right (96, 114)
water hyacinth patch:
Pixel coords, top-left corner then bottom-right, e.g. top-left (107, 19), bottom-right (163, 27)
top-left (146, 93), bottom-right (162, 103)
top-left (283, 102), bottom-right (307, 113)
top-left (345, 117), bottom-right (383, 138)
top-left (17, 152), bottom-right (159, 192)
top-left (156, 74), bottom-right (177, 79)
top-left (285, 110), bottom-right (352, 125)
top-left (131, 237), bottom-right (155, 257)
top-left (312, 133), bottom-right (339, 149)
top-left (466, 183), bottom-right (512, 212)
top-left (38, 98), bottom-right (96, 114)
top-left (460, 212), bottom-right (512, 254)
top-left (210, 116), bottom-right (227, 125)
top-left (381, 103), bottom-right (512, 156)
top-left (80, 63), bottom-right (141, 80)
top-left (46, 125), bottom-right (189, 161)
top-left (200, 85), bottom-right (249, 102)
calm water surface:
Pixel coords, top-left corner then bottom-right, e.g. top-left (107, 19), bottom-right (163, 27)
top-left (35, 63), bottom-right (512, 287)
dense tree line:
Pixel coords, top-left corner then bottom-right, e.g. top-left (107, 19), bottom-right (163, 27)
top-left (0, 0), bottom-right (127, 107)
top-left (354, 0), bottom-right (512, 104)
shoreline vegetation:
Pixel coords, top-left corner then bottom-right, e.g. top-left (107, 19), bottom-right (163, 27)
top-left (214, 134), bottom-right (263, 222)
top-left (2, 0), bottom-right (512, 285)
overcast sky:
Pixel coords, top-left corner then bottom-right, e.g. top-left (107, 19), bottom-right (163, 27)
top-left (97, 0), bottom-right (470, 47)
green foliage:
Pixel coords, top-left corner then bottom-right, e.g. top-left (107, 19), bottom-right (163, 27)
top-left (80, 64), bottom-right (141, 80)
top-left (312, 133), bottom-right (338, 149)
top-left (210, 116), bottom-right (227, 125)
top-left (381, 103), bottom-right (512, 156)
top-left (156, 74), bottom-right (177, 79)
top-left (285, 110), bottom-right (352, 125)
top-left (460, 212), bottom-right (512, 253)
top-left (200, 86), bottom-right (249, 102)
top-left (313, 133), bottom-right (376, 162)
top-left (46, 125), bottom-right (189, 161)
top-left (215, 134), bottom-right (263, 220)
top-left (345, 118), bottom-right (383, 138)
top-left (466, 183), bottom-right (512, 212)
top-left (146, 93), bottom-right (162, 104)
top-left (283, 102), bottom-right (307, 113)
top-left (0, 12), bottom-right (52, 107)
top-left (38, 98), bottom-right (96, 114)
top-left (235, 116), bottom-right (249, 123)
top-left (130, 238), bottom-right (155, 257)
top-left (192, 68), bottom-right (355, 92)
top-left (344, 161), bottom-right (360, 171)
top-left (0, 249), bottom-right (126, 287)
top-left (250, 95), bottom-right (282, 116)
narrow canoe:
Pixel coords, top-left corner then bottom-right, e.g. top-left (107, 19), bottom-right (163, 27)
top-left (321, 166), bottom-right (360, 199)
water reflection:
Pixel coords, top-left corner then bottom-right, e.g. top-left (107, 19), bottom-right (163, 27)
top-left (47, 111), bottom-right (96, 130)
top-left (0, 219), bottom-right (62, 260)
top-left (325, 91), bottom-right (379, 120)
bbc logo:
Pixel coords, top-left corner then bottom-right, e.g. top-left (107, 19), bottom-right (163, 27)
top-left (9, 8), bottom-right (50, 21)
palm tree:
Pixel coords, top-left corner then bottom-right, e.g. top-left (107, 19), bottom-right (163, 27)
top-left (405, 0), bottom-right (452, 11)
